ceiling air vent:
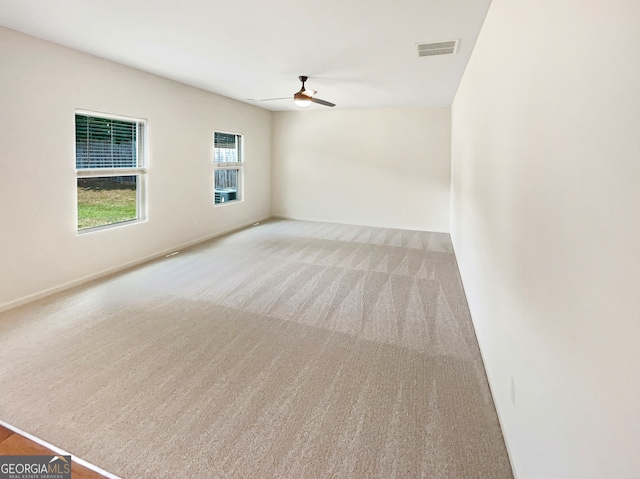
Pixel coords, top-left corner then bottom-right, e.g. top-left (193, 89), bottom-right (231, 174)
top-left (416, 40), bottom-right (459, 57)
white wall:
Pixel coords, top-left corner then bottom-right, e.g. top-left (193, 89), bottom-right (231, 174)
top-left (0, 27), bottom-right (271, 310)
top-left (451, 1), bottom-right (640, 478)
top-left (272, 108), bottom-right (451, 232)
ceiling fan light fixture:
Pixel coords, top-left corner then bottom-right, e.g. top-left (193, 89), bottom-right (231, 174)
top-left (294, 93), bottom-right (312, 107)
top-left (261, 76), bottom-right (335, 108)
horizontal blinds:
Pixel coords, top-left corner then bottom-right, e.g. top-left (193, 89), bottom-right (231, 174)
top-left (214, 132), bottom-right (237, 148)
top-left (76, 114), bottom-right (138, 169)
top-left (214, 132), bottom-right (242, 163)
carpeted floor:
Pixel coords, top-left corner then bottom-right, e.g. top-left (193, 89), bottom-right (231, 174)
top-left (0, 219), bottom-right (513, 478)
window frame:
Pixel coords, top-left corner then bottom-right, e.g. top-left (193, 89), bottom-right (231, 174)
top-left (213, 130), bottom-right (244, 206)
top-left (75, 110), bottom-right (148, 233)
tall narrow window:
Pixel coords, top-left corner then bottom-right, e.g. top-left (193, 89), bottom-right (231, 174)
top-left (214, 131), bottom-right (243, 205)
top-left (75, 112), bottom-right (147, 231)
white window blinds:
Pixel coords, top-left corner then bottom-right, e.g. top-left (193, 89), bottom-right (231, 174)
top-left (214, 132), bottom-right (241, 163)
top-left (75, 114), bottom-right (139, 169)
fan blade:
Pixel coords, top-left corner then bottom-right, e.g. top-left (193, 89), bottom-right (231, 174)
top-left (259, 97), bottom-right (290, 101)
top-left (310, 97), bottom-right (336, 107)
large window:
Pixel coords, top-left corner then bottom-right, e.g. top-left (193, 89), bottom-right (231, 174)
top-left (75, 112), bottom-right (147, 231)
top-left (214, 131), bottom-right (243, 205)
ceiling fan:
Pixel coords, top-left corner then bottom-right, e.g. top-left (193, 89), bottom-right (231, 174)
top-left (261, 76), bottom-right (336, 108)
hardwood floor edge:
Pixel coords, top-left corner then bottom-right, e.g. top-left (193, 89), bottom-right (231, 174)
top-left (0, 420), bottom-right (122, 479)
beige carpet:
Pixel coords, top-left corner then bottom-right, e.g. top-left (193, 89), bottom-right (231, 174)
top-left (0, 219), bottom-right (513, 478)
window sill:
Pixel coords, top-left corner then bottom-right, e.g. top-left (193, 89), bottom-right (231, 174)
top-left (214, 199), bottom-right (244, 208)
top-left (76, 218), bottom-right (146, 235)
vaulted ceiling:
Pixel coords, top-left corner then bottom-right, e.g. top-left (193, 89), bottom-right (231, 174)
top-left (0, 0), bottom-right (491, 110)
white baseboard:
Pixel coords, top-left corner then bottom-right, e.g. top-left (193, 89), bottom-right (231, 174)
top-left (0, 216), bottom-right (272, 313)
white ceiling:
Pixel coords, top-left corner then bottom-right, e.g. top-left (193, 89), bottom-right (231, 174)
top-left (0, 0), bottom-right (491, 111)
